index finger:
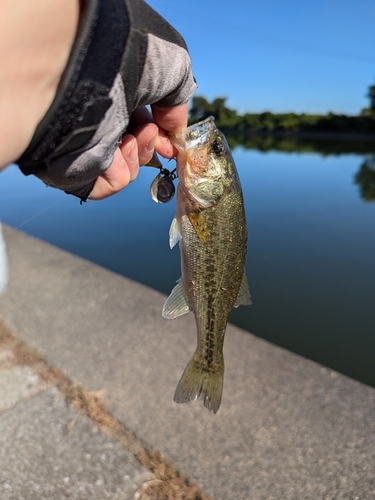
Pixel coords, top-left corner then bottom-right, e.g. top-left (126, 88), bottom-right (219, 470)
top-left (151, 101), bottom-right (189, 134)
top-left (151, 101), bottom-right (189, 158)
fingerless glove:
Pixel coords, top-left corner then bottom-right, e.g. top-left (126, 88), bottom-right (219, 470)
top-left (17, 0), bottom-right (196, 200)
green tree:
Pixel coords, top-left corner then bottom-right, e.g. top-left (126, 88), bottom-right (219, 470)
top-left (188, 96), bottom-right (213, 123)
top-left (354, 156), bottom-right (375, 202)
top-left (368, 84), bottom-right (375, 113)
top-left (189, 96), bottom-right (240, 127)
top-left (361, 82), bottom-right (375, 116)
top-left (190, 94), bottom-right (375, 133)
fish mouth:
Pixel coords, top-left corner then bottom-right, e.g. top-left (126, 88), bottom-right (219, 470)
top-left (173, 117), bottom-right (216, 179)
top-left (185, 116), bottom-right (216, 148)
top-left (168, 116), bottom-right (217, 154)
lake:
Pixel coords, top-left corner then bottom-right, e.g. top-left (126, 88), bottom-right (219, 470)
top-left (1, 139), bottom-right (375, 387)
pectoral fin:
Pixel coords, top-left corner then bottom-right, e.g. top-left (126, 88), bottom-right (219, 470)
top-left (169, 217), bottom-right (180, 249)
top-left (162, 279), bottom-right (191, 319)
top-left (234, 271), bottom-right (252, 307)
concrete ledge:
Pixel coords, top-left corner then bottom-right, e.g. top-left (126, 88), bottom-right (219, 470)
top-left (0, 387), bottom-right (152, 500)
top-left (1, 225), bottom-right (375, 499)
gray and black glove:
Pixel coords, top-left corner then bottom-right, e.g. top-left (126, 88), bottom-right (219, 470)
top-left (17, 0), bottom-right (197, 201)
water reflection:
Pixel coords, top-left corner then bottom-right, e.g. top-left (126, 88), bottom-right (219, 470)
top-left (0, 136), bottom-right (375, 389)
top-left (354, 156), bottom-right (375, 202)
top-left (226, 133), bottom-right (375, 156)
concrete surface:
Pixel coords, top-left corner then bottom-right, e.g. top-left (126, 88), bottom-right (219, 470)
top-left (0, 365), bottom-right (45, 412)
top-left (0, 384), bottom-right (152, 500)
top-left (1, 224), bottom-right (375, 499)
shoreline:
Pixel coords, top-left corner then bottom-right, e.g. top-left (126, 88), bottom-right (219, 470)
top-left (222, 129), bottom-right (375, 141)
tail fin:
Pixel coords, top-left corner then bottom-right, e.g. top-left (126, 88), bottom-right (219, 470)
top-left (174, 355), bottom-right (224, 414)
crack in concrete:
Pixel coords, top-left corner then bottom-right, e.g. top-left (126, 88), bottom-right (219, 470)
top-left (0, 320), bottom-right (210, 500)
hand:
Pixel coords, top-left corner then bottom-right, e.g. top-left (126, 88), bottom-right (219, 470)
top-left (2, 0), bottom-right (196, 199)
top-left (89, 101), bottom-right (188, 200)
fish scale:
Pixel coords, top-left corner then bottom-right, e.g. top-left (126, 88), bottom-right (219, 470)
top-left (162, 117), bottom-right (251, 413)
top-left (181, 192), bottom-right (246, 365)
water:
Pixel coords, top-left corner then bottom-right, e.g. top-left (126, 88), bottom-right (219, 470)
top-left (1, 144), bottom-right (375, 387)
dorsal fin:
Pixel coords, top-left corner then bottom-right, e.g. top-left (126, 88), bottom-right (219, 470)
top-left (234, 271), bottom-right (252, 307)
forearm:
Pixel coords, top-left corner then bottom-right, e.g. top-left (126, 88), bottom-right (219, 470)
top-left (12, 0), bottom-right (196, 200)
top-left (0, 0), bottom-right (80, 169)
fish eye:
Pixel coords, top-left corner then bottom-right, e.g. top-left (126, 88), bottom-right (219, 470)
top-left (210, 138), bottom-right (225, 156)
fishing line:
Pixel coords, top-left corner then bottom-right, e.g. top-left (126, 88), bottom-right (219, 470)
top-left (13, 198), bottom-right (63, 230)
top-left (1, 197), bottom-right (63, 293)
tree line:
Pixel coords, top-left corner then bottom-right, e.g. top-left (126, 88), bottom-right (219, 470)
top-left (189, 91), bottom-right (375, 135)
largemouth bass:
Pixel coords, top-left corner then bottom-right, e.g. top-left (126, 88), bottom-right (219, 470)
top-left (163, 117), bottom-right (251, 413)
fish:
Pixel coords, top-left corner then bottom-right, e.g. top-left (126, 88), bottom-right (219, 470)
top-left (163, 116), bottom-right (251, 413)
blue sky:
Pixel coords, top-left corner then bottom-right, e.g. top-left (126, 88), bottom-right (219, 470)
top-left (147, 0), bottom-right (375, 115)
